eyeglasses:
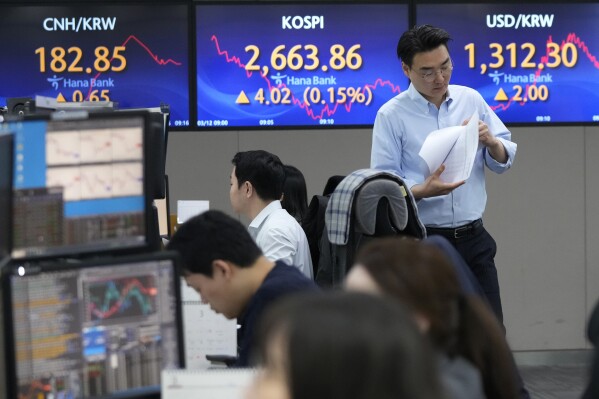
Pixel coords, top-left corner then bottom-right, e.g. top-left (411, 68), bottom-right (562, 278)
top-left (417, 62), bottom-right (453, 83)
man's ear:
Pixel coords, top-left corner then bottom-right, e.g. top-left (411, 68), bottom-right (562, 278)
top-left (401, 61), bottom-right (410, 79)
top-left (244, 181), bottom-right (254, 198)
top-left (212, 259), bottom-right (234, 279)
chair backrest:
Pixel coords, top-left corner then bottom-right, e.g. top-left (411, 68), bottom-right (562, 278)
top-left (316, 169), bottom-right (425, 287)
top-left (301, 175), bottom-right (345, 278)
top-left (302, 194), bottom-right (331, 277)
top-left (353, 178), bottom-right (408, 236)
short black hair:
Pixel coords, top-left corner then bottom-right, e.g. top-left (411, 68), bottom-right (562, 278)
top-left (166, 210), bottom-right (262, 277)
top-left (232, 150), bottom-right (285, 202)
top-left (396, 24), bottom-right (451, 67)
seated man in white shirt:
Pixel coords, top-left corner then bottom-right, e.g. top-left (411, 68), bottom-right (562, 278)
top-left (230, 150), bottom-right (313, 279)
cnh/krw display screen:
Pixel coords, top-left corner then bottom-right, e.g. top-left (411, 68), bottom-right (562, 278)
top-left (195, 2), bottom-right (409, 129)
top-left (0, 4), bottom-right (190, 128)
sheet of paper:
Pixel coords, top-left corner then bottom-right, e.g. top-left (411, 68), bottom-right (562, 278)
top-left (182, 302), bottom-right (238, 369)
top-left (418, 111), bottom-right (479, 183)
top-left (162, 368), bottom-right (256, 399)
top-left (177, 200), bottom-right (210, 224)
top-left (180, 279), bottom-right (201, 302)
top-left (154, 198), bottom-right (169, 236)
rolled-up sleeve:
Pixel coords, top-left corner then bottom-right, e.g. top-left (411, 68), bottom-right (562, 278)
top-left (483, 107), bottom-right (517, 173)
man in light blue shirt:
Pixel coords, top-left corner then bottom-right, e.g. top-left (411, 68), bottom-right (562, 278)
top-left (371, 25), bottom-right (516, 324)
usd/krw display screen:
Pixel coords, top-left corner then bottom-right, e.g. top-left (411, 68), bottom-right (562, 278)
top-left (195, 3), bottom-right (409, 129)
top-left (0, 4), bottom-right (190, 127)
top-left (417, 3), bottom-right (599, 124)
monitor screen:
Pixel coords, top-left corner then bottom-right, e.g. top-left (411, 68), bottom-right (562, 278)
top-left (0, 134), bottom-right (14, 260)
top-left (6, 112), bottom-right (153, 260)
top-left (0, 4), bottom-right (190, 128)
top-left (195, 2), bottom-right (409, 129)
top-left (1, 251), bottom-right (184, 399)
top-left (416, 2), bottom-right (599, 124)
top-left (117, 107), bottom-right (169, 200)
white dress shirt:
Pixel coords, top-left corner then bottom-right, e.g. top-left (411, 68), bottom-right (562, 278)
top-left (248, 200), bottom-right (313, 279)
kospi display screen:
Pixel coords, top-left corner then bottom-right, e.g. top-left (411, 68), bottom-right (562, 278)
top-left (195, 3), bottom-right (409, 129)
top-left (0, 4), bottom-right (190, 127)
top-left (416, 3), bottom-right (599, 124)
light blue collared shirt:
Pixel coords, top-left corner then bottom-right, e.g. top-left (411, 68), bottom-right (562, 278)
top-left (370, 83), bottom-right (516, 228)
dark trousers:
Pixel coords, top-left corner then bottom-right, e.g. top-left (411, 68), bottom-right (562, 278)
top-left (455, 227), bottom-right (503, 323)
top-left (427, 222), bottom-right (503, 323)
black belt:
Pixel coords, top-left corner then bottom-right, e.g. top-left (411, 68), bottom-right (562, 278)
top-left (426, 219), bottom-right (483, 240)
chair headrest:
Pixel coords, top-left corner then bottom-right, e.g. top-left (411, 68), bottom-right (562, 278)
top-left (353, 178), bottom-right (408, 235)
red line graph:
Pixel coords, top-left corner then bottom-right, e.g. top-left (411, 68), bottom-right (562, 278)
top-left (20, 380), bottom-right (53, 399)
top-left (491, 32), bottom-right (599, 113)
top-left (86, 34), bottom-right (182, 99)
top-left (120, 35), bottom-right (182, 67)
top-left (87, 278), bottom-right (155, 320)
top-left (210, 34), bottom-right (402, 120)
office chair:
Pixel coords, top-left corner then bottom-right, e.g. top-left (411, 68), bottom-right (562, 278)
top-left (315, 169), bottom-right (426, 287)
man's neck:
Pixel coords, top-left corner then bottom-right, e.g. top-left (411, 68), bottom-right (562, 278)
top-left (423, 91), bottom-right (447, 109)
top-left (237, 256), bottom-right (276, 298)
top-left (246, 198), bottom-right (276, 221)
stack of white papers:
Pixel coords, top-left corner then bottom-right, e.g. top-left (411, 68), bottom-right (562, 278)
top-left (418, 111), bottom-right (479, 183)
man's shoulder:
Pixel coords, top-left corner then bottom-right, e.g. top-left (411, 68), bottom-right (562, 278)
top-left (263, 208), bottom-right (306, 237)
top-left (259, 262), bottom-right (317, 293)
top-left (377, 92), bottom-right (409, 115)
top-left (449, 84), bottom-right (484, 101)
top-left (243, 264), bottom-right (316, 319)
top-left (268, 207), bottom-right (300, 225)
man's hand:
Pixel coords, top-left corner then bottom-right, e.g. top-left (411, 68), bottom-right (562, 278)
top-left (479, 120), bottom-right (508, 163)
top-left (477, 119), bottom-right (497, 147)
top-left (464, 118), bottom-right (508, 163)
top-left (410, 164), bottom-right (465, 199)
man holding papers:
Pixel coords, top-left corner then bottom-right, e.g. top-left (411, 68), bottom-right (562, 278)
top-left (370, 24), bottom-right (516, 324)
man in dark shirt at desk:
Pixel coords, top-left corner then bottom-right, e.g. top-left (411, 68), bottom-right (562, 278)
top-left (167, 210), bottom-right (318, 367)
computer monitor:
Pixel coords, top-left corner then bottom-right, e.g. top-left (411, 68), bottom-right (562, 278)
top-left (117, 107), bottom-right (170, 200)
top-left (0, 133), bottom-right (14, 260)
top-left (6, 111), bottom-right (156, 260)
top-left (0, 251), bottom-right (184, 399)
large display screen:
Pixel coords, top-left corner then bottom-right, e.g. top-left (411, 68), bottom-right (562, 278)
top-left (0, 4), bottom-right (190, 127)
top-left (195, 3), bottom-right (409, 129)
top-left (416, 3), bottom-right (599, 124)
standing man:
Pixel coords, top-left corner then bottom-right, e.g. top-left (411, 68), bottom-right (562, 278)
top-left (230, 150), bottom-right (313, 279)
top-left (370, 25), bottom-right (516, 324)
